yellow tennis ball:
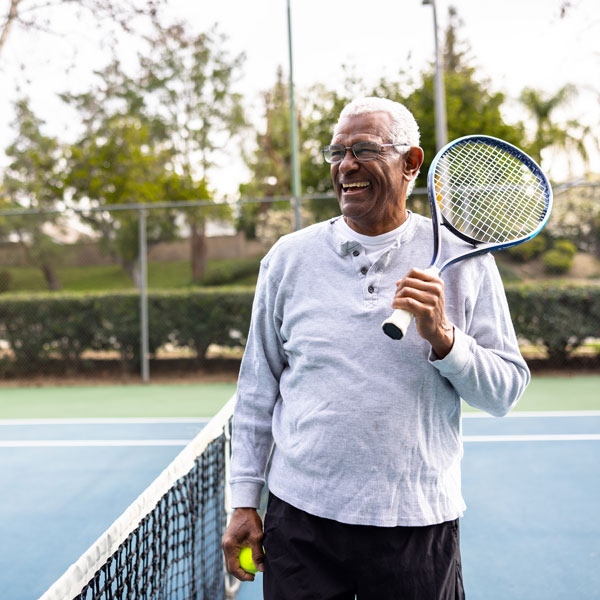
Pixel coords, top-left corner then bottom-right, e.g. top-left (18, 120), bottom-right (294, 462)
top-left (239, 546), bottom-right (258, 574)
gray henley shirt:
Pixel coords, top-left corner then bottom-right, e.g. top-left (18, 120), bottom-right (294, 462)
top-left (230, 213), bottom-right (530, 527)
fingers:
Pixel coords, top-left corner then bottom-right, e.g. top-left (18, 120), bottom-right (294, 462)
top-left (222, 508), bottom-right (265, 582)
top-left (392, 268), bottom-right (444, 314)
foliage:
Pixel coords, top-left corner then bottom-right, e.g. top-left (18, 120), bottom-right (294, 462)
top-left (542, 249), bottom-right (573, 274)
top-left (61, 22), bottom-right (245, 283)
top-left (375, 7), bottom-right (528, 194)
top-left (0, 0), bottom-right (164, 60)
top-left (239, 6), bottom-right (529, 236)
top-left (506, 283), bottom-right (600, 364)
top-left (0, 283), bottom-right (598, 375)
top-left (552, 239), bottom-right (577, 257)
top-left (548, 179), bottom-right (600, 257)
top-left (507, 234), bottom-right (548, 263)
top-left (0, 99), bottom-right (67, 290)
top-left (237, 70), bottom-right (344, 237)
top-left (519, 85), bottom-right (594, 173)
top-left (255, 207), bottom-right (314, 248)
top-left (0, 288), bottom-right (255, 375)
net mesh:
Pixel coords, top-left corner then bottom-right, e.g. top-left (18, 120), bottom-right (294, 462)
top-left (434, 140), bottom-right (550, 243)
top-left (39, 399), bottom-right (235, 600)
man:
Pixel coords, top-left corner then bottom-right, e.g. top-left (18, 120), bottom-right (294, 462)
top-left (222, 97), bottom-right (529, 599)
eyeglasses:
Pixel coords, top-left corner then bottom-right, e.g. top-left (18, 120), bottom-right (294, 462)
top-left (321, 142), bottom-right (409, 164)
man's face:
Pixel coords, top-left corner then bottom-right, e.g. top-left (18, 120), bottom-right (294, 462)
top-left (330, 111), bottom-right (411, 236)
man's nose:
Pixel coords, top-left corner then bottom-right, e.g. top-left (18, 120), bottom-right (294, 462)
top-left (338, 148), bottom-right (359, 173)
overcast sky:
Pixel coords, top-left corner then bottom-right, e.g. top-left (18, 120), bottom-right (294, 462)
top-left (0, 0), bottom-right (598, 194)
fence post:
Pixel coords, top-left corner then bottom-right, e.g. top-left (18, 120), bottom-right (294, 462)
top-left (139, 207), bottom-right (150, 382)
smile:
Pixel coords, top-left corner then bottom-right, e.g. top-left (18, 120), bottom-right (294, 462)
top-left (341, 181), bottom-right (370, 192)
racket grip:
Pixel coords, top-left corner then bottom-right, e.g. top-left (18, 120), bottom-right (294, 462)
top-left (381, 309), bottom-right (414, 340)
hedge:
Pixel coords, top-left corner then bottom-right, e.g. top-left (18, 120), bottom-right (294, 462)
top-left (505, 282), bottom-right (600, 364)
top-left (0, 288), bottom-right (254, 376)
top-left (0, 283), bottom-right (598, 375)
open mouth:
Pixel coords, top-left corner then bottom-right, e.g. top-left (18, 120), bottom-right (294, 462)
top-left (341, 181), bottom-right (370, 193)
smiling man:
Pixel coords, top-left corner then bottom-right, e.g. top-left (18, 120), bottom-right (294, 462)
top-left (222, 97), bottom-right (529, 599)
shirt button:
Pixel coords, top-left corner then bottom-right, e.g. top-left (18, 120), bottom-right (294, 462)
top-left (368, 285), bottom-right (375, 293)
top-left (352, 250), bottom-right (359, 256)
top-left (360, 267), bottom-right (368, 275)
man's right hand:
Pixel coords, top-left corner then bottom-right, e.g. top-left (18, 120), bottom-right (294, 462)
top-left (222, 507), bottom-right (265, 581)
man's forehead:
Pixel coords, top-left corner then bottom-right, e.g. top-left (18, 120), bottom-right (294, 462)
top-left (333, 111), bottom-right (393, 141)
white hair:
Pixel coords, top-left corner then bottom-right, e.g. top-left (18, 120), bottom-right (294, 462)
top-left (335, 97), bottom-right (421, 195)
top-left (336, 97), bottom-right (420, 148)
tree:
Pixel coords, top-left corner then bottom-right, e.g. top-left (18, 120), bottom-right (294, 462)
top-left (0, 0), bottom-right (163, 60)
top-left (62, 22), bottom-right (244, 282)
top-left (373, 6), bottom-right (528, 202)
top-left (137, 23), bottom-right (245, 281)
top-left (237, 69), bottom-right (354, 237)
top-left (1, 98), bottom-right (66, 290)
top-left (66, 114), bottom-right (198, 287)
top-left (519, 85), bottom-right (594, 174)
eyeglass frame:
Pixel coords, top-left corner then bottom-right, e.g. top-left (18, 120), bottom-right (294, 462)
top-left (321, 141), bottom-right (410, 164)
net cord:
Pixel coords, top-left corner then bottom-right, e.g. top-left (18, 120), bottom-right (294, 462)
top-left (38, 395), bottom-right (237, 600)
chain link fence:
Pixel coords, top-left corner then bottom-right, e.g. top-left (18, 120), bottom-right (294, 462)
top-left (0, 184), bottom-right (598, 382)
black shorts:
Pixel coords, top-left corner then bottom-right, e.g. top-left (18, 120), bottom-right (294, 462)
top-left (263, 493), bottom-right (465, 600)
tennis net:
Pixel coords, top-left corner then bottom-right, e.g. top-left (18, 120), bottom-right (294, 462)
top-left (39, 396), bottom-right (238, 600)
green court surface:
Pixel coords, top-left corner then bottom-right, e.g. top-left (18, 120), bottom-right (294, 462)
top-left (0, 375), bottom-right (597, 419)
top-left (462, 374), bottom-right (600, 413)
top-left (0, 382), bottom-right (237, 418)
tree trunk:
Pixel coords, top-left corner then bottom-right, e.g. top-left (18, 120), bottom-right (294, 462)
top-left (41, 261), bottom-right (61, 291)
top-left (0, 0), bottom-right (20, 58)
top-left (190, 219), bottom-right (207, 284)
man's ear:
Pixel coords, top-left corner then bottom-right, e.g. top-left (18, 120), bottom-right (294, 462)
top-left (403, 147), bottom-right (424, 180)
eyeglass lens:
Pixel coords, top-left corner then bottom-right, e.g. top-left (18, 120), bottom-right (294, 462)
top-left (324, 142), bottom-right (382, 163)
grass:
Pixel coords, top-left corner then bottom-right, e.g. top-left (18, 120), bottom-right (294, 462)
top-left (0, 258), bottom-right (260, 293)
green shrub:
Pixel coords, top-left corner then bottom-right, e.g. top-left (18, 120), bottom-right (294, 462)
top-left (201, 258), bottom-right (261, 286)
top-left (552, 240), bottom-right (577, 258)
top-left (0, 284), bottom-right (598, 375)
top-left (506, 283), bottom-right (600, 364)
top-left (542, 249), bottom-right (573, 274)
top-left (507, 234), bottom-right (547, 262)
top-left (0, 288), bottom-right (256, 376)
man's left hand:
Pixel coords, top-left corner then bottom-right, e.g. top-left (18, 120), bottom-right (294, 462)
top-left (392, 267), bottom-right (454, 358)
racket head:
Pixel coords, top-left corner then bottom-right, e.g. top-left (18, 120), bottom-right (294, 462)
top-left (427, 135), bottom-right (553, 257)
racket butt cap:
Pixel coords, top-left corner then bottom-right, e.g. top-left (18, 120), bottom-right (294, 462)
top-left (382, 322), bottom-right (405, 340)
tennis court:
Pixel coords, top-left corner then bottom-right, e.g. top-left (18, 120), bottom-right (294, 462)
top-left (1, 376), bottom-right (598, 599)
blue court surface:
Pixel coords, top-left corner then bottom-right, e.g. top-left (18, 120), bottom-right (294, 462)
top-left (1, 412), bottom-right (599, 600)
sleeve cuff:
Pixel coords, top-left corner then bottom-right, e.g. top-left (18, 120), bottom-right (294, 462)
top-left (428, 326), bottom-right (473, 376)
top-left (230, 481), bottom-right (264, 509)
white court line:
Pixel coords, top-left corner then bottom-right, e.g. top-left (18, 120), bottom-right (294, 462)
top-left (0, 439), bottom-right (190, 448)
top-left (463, 411), bottom-right (600, 418)
top-left (0, 417), bottom-right (211, 425)
top-left (464, 434), bottom-right (600, 442)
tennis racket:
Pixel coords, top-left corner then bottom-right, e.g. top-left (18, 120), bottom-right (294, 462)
top-left (381, 134), bottom-right (553, 340)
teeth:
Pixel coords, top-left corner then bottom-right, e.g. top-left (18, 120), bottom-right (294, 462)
top-left (342, 182), bottom-right (370, 190)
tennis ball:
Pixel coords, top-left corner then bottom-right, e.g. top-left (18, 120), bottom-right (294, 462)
top-left (239, 546), bottom-right (258, 574)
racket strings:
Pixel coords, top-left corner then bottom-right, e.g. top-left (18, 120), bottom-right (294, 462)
top-left (435, 141), bottom-right (548, 244)
top-left (442, 151), bottom-right (542, 240)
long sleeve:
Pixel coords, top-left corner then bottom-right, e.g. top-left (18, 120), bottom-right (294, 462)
top-left (430, 254), bottom-right (530, 417)
top-left (229, 258), bottom-right (286, 508)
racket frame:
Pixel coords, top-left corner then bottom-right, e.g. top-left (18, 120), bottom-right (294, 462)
top-left (381, 134), bottom-right (553, 340)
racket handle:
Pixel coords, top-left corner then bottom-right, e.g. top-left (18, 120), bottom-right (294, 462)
top-left (381, 309), bottom-right (414, 340)
top-left (381, 266), bottom-right (440, 340)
